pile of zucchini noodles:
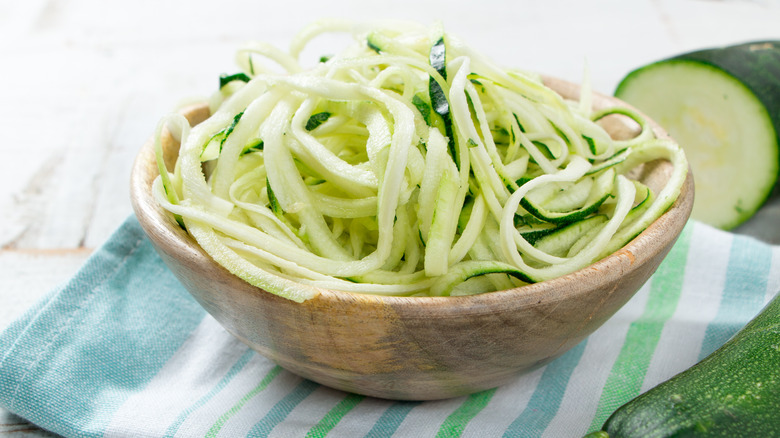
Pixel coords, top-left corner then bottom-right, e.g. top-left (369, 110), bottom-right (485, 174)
top-left (153, 21), bottom-right (687, 302)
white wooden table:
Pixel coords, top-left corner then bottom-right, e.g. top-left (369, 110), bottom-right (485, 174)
top-left (2, 0), bottom-right (779, 436)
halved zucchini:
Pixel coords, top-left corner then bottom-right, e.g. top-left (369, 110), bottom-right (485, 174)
top-left (615, 41), bottom-right (780, 230)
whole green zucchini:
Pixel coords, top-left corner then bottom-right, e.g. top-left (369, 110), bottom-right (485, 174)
top-left (587, 292), bottom-right (780, 437)
top-left (615, 41), bottom-right (780, 230)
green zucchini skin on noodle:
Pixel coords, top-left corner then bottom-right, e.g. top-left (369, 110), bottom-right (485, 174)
top-left (589, 292), bottom-right (780, 438)
top-left (154, 22), bottom-right (689, 300)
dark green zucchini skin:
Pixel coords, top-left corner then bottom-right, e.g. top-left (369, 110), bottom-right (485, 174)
top-left (592, 292), bottom-right (780, 437)
top-left (669, 40), bottom-right (780, 145)
top-left (618, 40), bottom-right (780, 138)
top-left (619, 40), bottom-right (780, 165)
top-left (617, 40), bottom-right (780, 168)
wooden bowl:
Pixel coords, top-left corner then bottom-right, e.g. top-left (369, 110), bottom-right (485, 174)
top-left (130, 77), bottom-right (694, 400)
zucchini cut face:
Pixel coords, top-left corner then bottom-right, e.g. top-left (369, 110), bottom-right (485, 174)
top-left (616, 59), bottom-right (779, 230)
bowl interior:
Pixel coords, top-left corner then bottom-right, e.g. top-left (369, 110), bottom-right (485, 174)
top-left (130, 77), bottom-right (694, 400)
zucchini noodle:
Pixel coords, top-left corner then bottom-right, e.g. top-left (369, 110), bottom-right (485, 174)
top-left (153, 20), bottom-right (687, 302)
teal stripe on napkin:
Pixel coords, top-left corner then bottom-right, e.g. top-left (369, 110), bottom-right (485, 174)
top-left (503, 340), bottom-right (588, 437)
top-left (588, 223), bottom-right (692, 430)
top-left (0, 288), bottom-right (57, 366)
top-left (205, 364), bottom-right (283, 437)
top-left (248, 379), bottom-right (320, 437)
top-left (1, 217), bottom-right (778, 438)
top-left (0, 217), bottom-right (206, 438)
top-left (698, 235), bottom-right (773, 359)
top-left (364, 401), bottom-right (421, 437)
top-left (164, 348), bottom-right (255, 436)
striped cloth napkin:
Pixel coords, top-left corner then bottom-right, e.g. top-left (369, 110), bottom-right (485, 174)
top-left (1, 215), bottom-right (778, 438)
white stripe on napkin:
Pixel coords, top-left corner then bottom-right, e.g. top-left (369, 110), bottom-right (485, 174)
top-left (321, 396), bottom-right (401, 438)
top-left (264, 385), bottom-right (347, 438)
top-left (103, 315), bottom-right (243, 437)
top-left (542, 280), bottom-right (653, 438)
top-left (641, 223), bottom-right (732, 392)
top-left (462, 366), bottom-right (547, 436)
top-left (377, 393), bottom-right (466, 437)
top-left (204, 368), bottom-right (303, 437)
top-left (91, 221), bottom-right (779, 438)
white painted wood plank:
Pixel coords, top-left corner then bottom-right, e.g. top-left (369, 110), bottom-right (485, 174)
top-left (0, 411), bottom-right (59, 438)
top-left (4, 0), bottom-right (780, 251)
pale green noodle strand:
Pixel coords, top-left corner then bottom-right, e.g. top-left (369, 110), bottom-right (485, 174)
top-left (153, 21), bottom-right (687, 301)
